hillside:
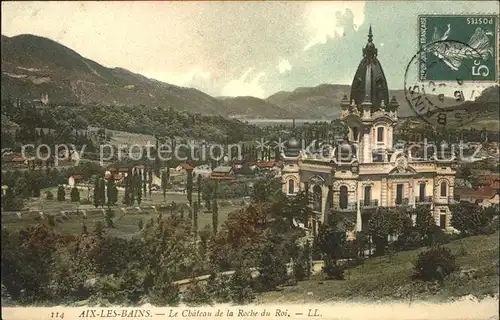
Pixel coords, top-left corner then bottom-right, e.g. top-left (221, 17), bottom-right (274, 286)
top-left (266, 84), bottom-right (460, 119)
top-left (1, 34), bottom-right (227, 115)
top-left (2, 34), bottom-right (497, 120)
top-left (258, 232), bottom-right (499, 303)
top-left (218, 96), bottom-right (293, 119)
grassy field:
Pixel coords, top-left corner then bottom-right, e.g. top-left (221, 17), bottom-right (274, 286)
top-left (257, 232), bottom-right (499, 303)
top-left (2, 187), bottom-right (244, 237)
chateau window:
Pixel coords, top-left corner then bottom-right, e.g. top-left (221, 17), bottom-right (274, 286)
top-left (396, 184), bottom-right (403, 205)
top-left (440, 181), bottom-right (447, 197)
top-left (352, 127), bottom-right (359, 141)
top-left (439, 209), bottom-right (447, 229)
top-left (339, 186), bottom-right (348, 209)
top-left (288, 179), bottom-right (295, 194)
top-left (312, 185), bottom-right (322, 212)
top-left (419, 183), bottom-right (426, 200)
top-left (364, 186), bottom-right (371, 205)
top-left (377, 127), bottom-right (384, 142)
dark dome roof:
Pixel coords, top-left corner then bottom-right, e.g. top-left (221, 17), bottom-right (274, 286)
top-left (350, 26), bottom-right (389, 109)
top-left (282, 136), bottom-right (302, 157)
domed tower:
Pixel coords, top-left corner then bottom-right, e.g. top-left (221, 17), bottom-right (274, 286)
top-left (340, 26), bottom-right (399, 164)
top-left (350, 25), bottom-right (389, 111)
top-left (281, 135), bottom-right (302, 195)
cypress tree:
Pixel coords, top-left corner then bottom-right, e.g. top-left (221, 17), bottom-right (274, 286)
top-left (93, 177), bottom-right (100, 207)
top-left (193, 202), bottom-right (199, 234)
top-left (148, 168), bottom-right (153, 197)
top-left (99, 178), bottom-right (106, 207)
top-left (106, 175), bottom-right (116, 206)
top-left (197, 174), bottom-right (202, 207)
top-left (212, 199), bottom-right (218, 235)
top-left (186, 168), bottom-right (193, 207)
top-left (57, 185), bottom-right (66, 201)
top-left (161, 170), bottom-right (167, 201)
top-left (137, 172), bottom-right (143, 205)
top-left (70, 186), bottom-right (80, 202)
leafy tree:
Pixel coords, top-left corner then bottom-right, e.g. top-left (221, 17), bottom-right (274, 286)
top-left (293, 240), bottom-right (312, 281)
top-left (451, 202), bottom-right (492, 236)
top-left (1, 185), bottom-right (24, 211)
top-left (258, 233), bottom-right (289, 290)
top-left (207, 273), bottom-right (231, 303)
top-left (57, 185), bottom-right (66, 201)
top-left (70, 187), bottom-right (80, 202)
top-left (229, 267), bottom-right (255, 305)
top-left (45, 190), bottom-right (54, 200)
top-left (414, 246), bottom-right (457, 282)
top-left (182, 280), bottom-right (213, 306)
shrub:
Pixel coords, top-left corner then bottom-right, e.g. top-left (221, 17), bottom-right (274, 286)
top-left (70, 187), bottom-right (80, 202)
top-left (322, 258), bottom-right (345, 280)
top-left (182, 280), bottom-right (213, 306)
top-left (450, 202), bottom-right (491, 236)
top-left (45, 191), bottom-right (54, 200)
top-left (229, 268), bottom-right (254, 305)
top-left (414, 246), bottom-right (458, 282)
top-left (148, 273), bottom-right (180, 306)
top-left (207, 273), bottom-right (231, 303)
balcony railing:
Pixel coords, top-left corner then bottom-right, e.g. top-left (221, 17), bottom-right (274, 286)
top-left (415, 196), bottom-right (433, 203)
top-left (360, 199), bottom-right (379, 208)
top-left (332, 202), bottom-right (357, 212)
top-left (395, 198), bottom-right (409, 206)
top-left (434, 196), bottom-right (457, 204)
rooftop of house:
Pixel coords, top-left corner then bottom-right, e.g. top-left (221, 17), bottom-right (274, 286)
top-left (177, 163), bottom-right (194, 170)
top-left (254, 161), bottom-right (279, 168)
top-left (455, 186), bottom-right (499, 200)
top-left (212, 166), bottom-right (233, 174)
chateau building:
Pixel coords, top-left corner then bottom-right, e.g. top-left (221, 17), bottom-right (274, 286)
top-left (281, 27), bottom-right (457, 235)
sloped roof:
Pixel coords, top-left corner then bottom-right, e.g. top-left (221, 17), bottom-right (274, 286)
top-left (455, 187), bottom-right (499, 200)
top-left (213, 166), bottom-right (233, 173)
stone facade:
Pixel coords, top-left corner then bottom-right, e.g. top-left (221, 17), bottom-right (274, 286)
top-left (281, 26), bottom-right (457, 235)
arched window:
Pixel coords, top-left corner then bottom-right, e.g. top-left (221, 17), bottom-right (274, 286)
top-left (440, 181), bottom-right (447, 197)
top-left (288, 179), bottom-right (295, 194)
top-left (377, 127), bottom-right (384, 142)
top-left (339, 186), bottom-right (348, 209)
top-left (364, 185), bottom-right (371, 205)
top-left (352, 127), bottom-right (359, 141)
top-left (313, 185), bottom-right (322, 212)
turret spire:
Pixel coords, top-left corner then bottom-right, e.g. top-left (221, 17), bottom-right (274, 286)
top-left (363, 25), bottom-right (377, 59)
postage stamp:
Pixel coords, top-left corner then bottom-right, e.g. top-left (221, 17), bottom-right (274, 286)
top-left (418, 14), bottom-right (498, 82)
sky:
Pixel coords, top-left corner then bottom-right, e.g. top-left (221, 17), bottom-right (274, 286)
top-left (2, 1), bottom-right (498, 99)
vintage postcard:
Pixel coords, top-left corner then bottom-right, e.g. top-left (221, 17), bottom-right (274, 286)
top-left (1, 1), bottom-right (499, 320)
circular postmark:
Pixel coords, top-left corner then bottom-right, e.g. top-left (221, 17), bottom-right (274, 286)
top-left (404, 40), bottom-right (486, 128)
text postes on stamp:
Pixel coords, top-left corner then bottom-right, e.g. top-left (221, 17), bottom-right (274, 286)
top-left (418, 14), bottom-right (498, 82)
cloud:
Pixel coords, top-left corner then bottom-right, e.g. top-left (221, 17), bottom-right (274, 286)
top-left (221, 68), bottom-right (266, 98)
top-left (303, 1), bottom-right (366, 51)
top-left (277, 59), bottom-right (292, 74)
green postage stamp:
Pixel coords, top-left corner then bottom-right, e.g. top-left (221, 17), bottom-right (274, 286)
top-left (418, 14), bottom-right (498, 82)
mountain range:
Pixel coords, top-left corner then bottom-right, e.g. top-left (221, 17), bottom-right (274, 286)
top-left (0, 34), bottom-right (476, 119)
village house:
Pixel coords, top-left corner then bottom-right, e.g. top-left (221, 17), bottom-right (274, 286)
top-left (193, 164), bottom-right (212, 178)
top-left (210, 165), bottom-right (236, 181)
top-left (454, 187), bottom-right (500, 208)
top-left (175, 163), bottom-right (194, 175)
